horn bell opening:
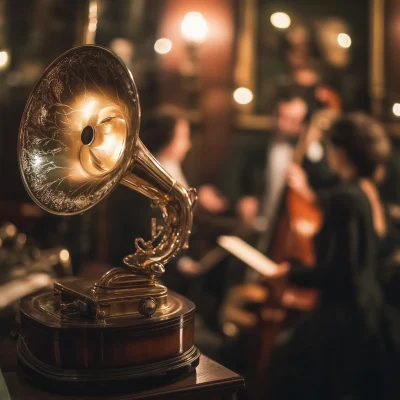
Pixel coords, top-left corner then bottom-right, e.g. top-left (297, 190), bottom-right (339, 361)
top-left (18, 45), bottom-right (140, 216)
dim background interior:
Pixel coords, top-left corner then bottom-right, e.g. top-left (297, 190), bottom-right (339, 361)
top-left (0, 0), bottom-right (399, 267)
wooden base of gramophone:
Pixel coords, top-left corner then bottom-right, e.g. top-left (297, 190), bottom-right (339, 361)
top-left (17, 273), bottom-right (200, 389)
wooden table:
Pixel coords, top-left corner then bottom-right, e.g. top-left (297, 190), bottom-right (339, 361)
top-left (2, 355), bottom-right (245, 400)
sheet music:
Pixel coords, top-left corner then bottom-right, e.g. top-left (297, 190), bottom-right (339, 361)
top-left (217, 235), bottom-right (279, 276)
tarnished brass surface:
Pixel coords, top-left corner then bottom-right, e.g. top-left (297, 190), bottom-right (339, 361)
top-left (18, 46), bottom-right (197, 317)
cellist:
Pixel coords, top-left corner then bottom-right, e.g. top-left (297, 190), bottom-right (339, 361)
top-left (219, 90), bottom-right (338, 293)
top-left (222, 90), bottom-right (337, 233)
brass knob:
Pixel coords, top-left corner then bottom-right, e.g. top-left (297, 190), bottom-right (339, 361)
top-left (138, 296), bottom-right (157, 317)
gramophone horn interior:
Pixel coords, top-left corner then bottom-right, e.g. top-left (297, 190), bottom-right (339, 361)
top-left (18, 46), bottom-right (140, 216)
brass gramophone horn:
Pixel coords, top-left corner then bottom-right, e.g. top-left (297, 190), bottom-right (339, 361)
top-left (16, 45), bottom-right (200, 387)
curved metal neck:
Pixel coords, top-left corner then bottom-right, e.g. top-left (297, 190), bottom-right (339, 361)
top-left (119, 139), bottom-right (197, 278)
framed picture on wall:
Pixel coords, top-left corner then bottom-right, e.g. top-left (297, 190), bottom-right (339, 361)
top-left (234, 0), bottom-right (370, 129)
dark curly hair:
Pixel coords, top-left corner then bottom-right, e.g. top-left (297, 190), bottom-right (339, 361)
top-left (327, 113), bottom-right (391, 179)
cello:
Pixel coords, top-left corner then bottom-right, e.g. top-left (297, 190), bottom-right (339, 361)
top-left (259, 111), bottom-right (327, 265)
top-left (196, 111), bottom-right (338, 271)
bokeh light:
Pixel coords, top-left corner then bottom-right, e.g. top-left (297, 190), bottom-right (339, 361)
top-left (5, 224), bottom-right (16, 237)
top-left (337, 33), bottom-right (352, 48)
top-left (233, 87), bottom-right (254, 105)
top-left (0, 51), bottom-right (9, 69)
top-left (181, 12), bottom-right (208, 43)
top-left (60, 249), bottom-right (70, 262)
top-left (270, 12), bottom-right (291, 29)
top-left (154, 38), bottom-right (173, 54)
top-left (392, 103), bottom-right (400, 117)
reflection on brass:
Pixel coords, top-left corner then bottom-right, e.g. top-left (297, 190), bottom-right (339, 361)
top-left (18, 45), bottom-right (197, 319)
top-left (42, 278), bottom-right (185, 322)
top-left (52, 274), bottom-right (171, 320)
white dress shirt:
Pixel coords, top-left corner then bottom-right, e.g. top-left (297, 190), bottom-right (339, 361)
top-left (261, 141), bottom-right (294, 226)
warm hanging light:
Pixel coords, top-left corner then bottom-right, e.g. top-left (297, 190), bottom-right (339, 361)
top-left (154, 38), bottom-right (173, 54)
top-left (337, 33), bottom-right (351, 48)
top-left (181, 12), bottom-right (208, 43)
top-left (270, 12), bottom-right (291, 29)
top-left (233, 87), bottom-right (253, 105)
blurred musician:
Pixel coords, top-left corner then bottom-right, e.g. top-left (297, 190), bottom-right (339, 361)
top-left (226, 114), bottom-right (400, 399)
top-left (222, 90), bottom-right (337, 244)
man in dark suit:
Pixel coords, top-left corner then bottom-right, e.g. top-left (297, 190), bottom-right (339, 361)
top-left (221, 92), bottom-right (336, 232)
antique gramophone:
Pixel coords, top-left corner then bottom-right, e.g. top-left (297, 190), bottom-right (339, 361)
top-left (16, 45), bottom-right (200, 386)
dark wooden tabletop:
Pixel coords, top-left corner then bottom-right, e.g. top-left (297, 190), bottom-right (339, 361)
top-left (2, 355), bottom-right (245, 400)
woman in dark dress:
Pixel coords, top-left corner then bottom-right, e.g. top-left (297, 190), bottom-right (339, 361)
top-left (266, 113), bottom-right (400, 399)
